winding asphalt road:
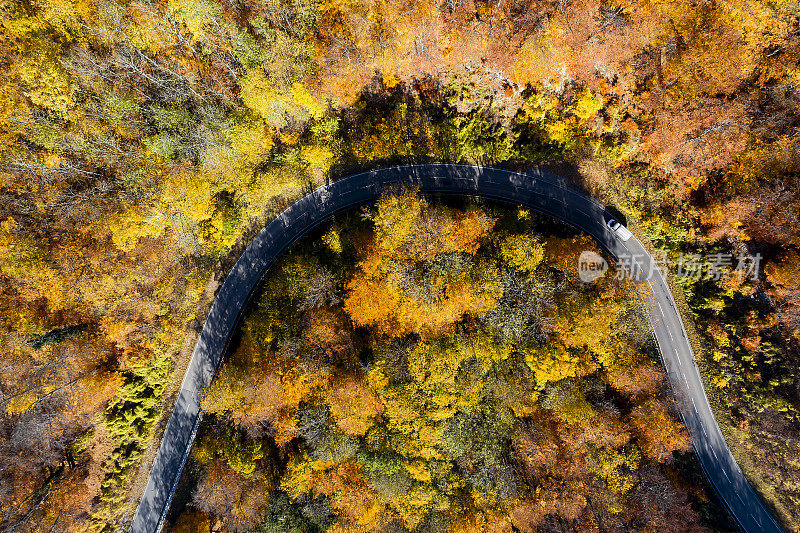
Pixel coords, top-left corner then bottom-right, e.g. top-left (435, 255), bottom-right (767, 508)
top-left (129, 164), bottom-right (782, 533)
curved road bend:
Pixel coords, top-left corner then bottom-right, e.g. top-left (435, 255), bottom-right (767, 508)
top-left (130, 164), bottom-right (782, 533)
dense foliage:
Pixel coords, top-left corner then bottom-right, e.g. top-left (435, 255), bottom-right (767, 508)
top-left (173, 191), bottom-right (707, 532)
top-left (1, 0), bottom-right (799, 529)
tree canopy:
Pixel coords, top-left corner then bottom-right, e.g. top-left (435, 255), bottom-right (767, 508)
top-left (1, 0), bottom-right (799, 527)
top-left (183, 193), bottom-right (702, 532)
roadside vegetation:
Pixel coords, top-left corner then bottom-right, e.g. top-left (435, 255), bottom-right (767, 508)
top-left (0, 0), bottom-right (799, 529)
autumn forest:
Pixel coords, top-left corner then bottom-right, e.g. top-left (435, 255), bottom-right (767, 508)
top-left (0, 0), bottom-right (799, 530)
top-left (166, 191), bottom-right (718, 532)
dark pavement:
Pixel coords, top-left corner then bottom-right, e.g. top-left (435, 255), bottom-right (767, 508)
top-left (129, 164), bottom-right (782, 533)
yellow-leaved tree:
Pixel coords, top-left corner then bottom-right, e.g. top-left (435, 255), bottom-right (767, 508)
top-left (344, 189), bottom-right (500, 336)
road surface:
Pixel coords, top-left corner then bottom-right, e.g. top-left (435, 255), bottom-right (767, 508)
top-left (129, 164), bottom-right (782, 533)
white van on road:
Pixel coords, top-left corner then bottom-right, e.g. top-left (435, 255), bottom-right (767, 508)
top-left (607, 219), bottom-right (633, 241)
